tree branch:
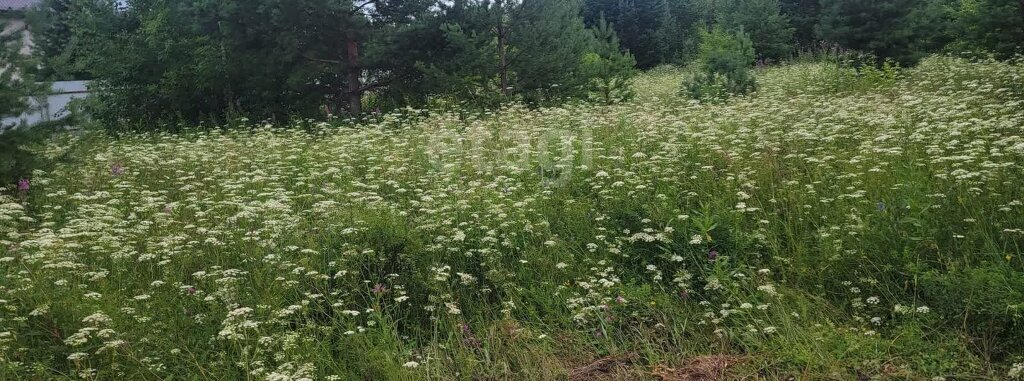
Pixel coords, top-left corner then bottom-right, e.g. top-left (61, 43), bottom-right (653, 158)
top-left (303, 55), bottom-right (343, 65)
top-left (353, 78), bottom-right (392, 94)
top-left (351, 0), bottom-right (380, 15)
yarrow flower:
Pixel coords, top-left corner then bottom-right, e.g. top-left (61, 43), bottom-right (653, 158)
top-left (689, 234), bottom-right (703, 245)
top-left (67, 352), bottom-right (88, 361)
top-left (1009, 362), bottom-right (1024, 379)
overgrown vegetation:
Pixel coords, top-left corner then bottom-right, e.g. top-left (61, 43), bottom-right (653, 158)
top-left (1, 1), bottom-right (1023, 380)
top-left (2, 56), bottom-right (1023, 380)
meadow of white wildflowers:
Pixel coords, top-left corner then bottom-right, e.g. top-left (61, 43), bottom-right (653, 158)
top-left (1, 56), bottom-right (1023, 380)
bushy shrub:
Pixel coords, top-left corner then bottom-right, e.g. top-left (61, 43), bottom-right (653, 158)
top-left (683, 27), bottom-right (757, 101)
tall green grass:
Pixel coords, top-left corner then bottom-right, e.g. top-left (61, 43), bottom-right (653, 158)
top-left (1, 56), bottom-right (1022, 380)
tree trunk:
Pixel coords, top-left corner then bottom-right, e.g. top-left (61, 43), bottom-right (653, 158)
top-left (706, 0), bottom-right (715, 30)
top-left (603, 80), bottom-right (611, 105)
top-left (220, 40), bottom-right (238, 116)
top-left (496, 0), bottom-right (510, 97)
top-left (345, 32), bottom-right (362, 117)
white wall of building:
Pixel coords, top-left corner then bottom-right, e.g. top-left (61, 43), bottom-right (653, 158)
top-left (1, 81), bottom-right (90, 132)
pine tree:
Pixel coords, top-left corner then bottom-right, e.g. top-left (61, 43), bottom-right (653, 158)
top-left (0, 19), bottom-right (54, 186)
top-left (581, 16), bottom-right (638, 104)
top-left (27, 0), bottom-right (86, 80)
top-left (584, 0), bottom-right (684, 68)
top-left (289, 0), bottom-right (438, 117)
top-left (418, 0), bottom-right (508, 108)
top-left (509, 0), bottom-right (593, 103)
top-left (426, 0), bottom-right (594, 105)
top-left (1, 20), bottom-right (45, 123)
top-left (61, 0), bottom-right (440, 126)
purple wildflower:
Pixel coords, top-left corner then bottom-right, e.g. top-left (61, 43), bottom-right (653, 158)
top-left (372, 283), bottom-right (387, 295)
top-left (17, 179), bottom-right (29, 192)
top-left (459, 324), bottom-right (480, 347)
top-left (708, 249), bottom-right (719, 261)
top-left (462, 336), bottom-right (481, 348)
top-left (111, 163), bottom-right (125, 176)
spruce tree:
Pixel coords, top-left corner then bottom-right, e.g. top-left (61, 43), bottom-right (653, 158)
top-left (818, 0), bottom-right (921, 65)
top-left (715, 0), bottom-right (795, 60)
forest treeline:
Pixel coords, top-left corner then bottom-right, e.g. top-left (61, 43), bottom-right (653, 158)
top-left (20, 0), bottom-right (1024, 127)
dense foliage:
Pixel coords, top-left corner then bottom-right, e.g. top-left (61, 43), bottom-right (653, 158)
top-left (713, 0), bottom-right (794, 61)
top-left (949, 0), bottom-right (1024, 59)
top-left (12, 0), bottom-right (1021, 128)
top-left (583, 0), bottom-right (690, 68)
top-left (2, 18), bottom-right (51, 184)
top-left (2, 56), bottom-right (1023, 380)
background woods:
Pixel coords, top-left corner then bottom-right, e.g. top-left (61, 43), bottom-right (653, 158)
top-left (5, 0), bottom-right (1018, 129)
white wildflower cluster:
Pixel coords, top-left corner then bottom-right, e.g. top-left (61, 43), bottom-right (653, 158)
top-left (218, 307), bottom-right (259, 341)
top-left (1009, 362), bottom-right (1024, 380)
